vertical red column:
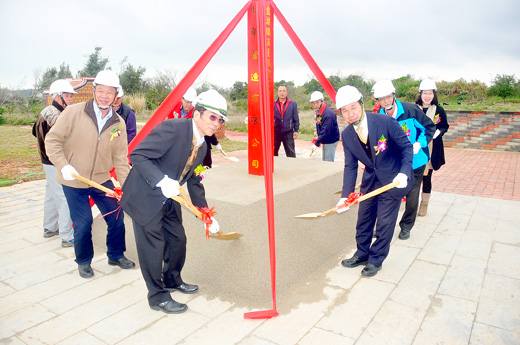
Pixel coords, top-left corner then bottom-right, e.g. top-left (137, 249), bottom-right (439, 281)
top-left (247, 3), bottom-right (262, 175)
top-left (266, 2), bottom-right (274, 156)
top-left (247, 0), bottom-right (273, 176)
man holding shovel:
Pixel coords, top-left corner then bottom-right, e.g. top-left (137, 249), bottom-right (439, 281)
top-left (120, 89), bottom-right (225, 314)
top-left (45, 70), bottom-right (134, 279)
top-left (335, 86), bottom-right (413, 277)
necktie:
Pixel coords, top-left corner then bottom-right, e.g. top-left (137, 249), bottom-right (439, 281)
top-left (356, 126), bottom-right (367, 144)
top-left (180, 135), bottom-right (202, 180)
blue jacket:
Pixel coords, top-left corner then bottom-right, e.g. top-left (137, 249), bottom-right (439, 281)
top-left (315, 104), bottom-right (339, 146)
top-left (341, 112), bottom-right (414, 199)
top-left (274, 98), bottom-right (299, 133)
top-left (379, 100), bottom-right (435, 170)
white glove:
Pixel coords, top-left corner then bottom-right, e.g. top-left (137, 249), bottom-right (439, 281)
top-left (433, 129), bottom-right (441, 139)
top-left (393, 173), bottom-right (408, 189)
top-left (311, 144), bottom-right (318, 151)
top-left (208, 217), bottom-right (220, 234)
top-left (335, 198), bottom-right (350, 214)
top-left (413, 142), bottom-right (422, 154)
top-left (156, 175), bottom-right (180, 198)
top-left (215, 143), bottom-right (222, 151)
top-left (61, 165), bottom-right (79, 181)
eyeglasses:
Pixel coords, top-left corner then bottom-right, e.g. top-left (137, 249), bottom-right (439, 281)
top-left (209, 114), bottom-right (225, 125)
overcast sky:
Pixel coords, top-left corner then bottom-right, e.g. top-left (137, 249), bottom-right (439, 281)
top-left (1, 0), bottom-right (519, 90)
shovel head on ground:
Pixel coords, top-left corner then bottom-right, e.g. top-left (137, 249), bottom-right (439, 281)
top-left (295, 181), bottom-right (399, 219)
top-left (171, 190), bottom-right (243, 241)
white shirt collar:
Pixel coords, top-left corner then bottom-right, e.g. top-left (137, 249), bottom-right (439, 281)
top-left (92, 101), bottom-right (113, 134)
top-left (191, 119), bottom-right (204, 146)
top-left (354, 112), bottom-right (368, 138)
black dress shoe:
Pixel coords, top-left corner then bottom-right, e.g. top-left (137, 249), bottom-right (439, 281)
top-left (166, 283), bottom-right (199, 294)
top-left (150, 300), bottom-right (188, 314)
top-left (361, 263), bottom-right (382, 277)
top-left (108, 256), bottom-right (136, 269)
top-left (341, 256), bottom-right (368, 268)
top-left (78, 264), bottom-right (94, 278)
top-left (398, 228), bottom-right (411, 240)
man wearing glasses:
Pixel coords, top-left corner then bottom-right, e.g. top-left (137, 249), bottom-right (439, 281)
top-left (121, 89), bottom-right (226, 314)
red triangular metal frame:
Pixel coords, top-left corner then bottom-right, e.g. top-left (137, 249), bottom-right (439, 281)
top-left (126, 0), bottom-right (336, 320)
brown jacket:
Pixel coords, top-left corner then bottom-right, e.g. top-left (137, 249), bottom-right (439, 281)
top-left (45, 99), bottom-right (130, 188)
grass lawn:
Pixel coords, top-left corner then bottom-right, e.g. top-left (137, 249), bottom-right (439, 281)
top-left (0, 125), bottom-right (44, 186)
top-left (0, 124), bottom-right (248, 187)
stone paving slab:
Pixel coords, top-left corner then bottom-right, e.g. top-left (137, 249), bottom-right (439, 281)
top-left (1, 148), bottom-right (520, 344)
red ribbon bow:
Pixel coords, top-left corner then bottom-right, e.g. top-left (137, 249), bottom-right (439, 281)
top-left (196, 206), bottom-right (217, 239)
top-left (105, 187), bottom-right (123, 201)
top-left (344, 192), bottom-right (363, 207)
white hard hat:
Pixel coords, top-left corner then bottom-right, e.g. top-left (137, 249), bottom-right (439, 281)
top-left (309, 91), bottom-right (324, 102)
top-left (183, 87), bottom-right (198, 102)
top-left (117, 89), bottom-right (124, 98)
top-left (48, 79), bottom-right (77, 96)
top-left (372, 79), bottom-right (396, 98)
top-left (335, 86), bottom-right (363, 109)
top-left (197, 89), bottom-right (228, 121)
top-left (419, 79), bottom-right (437, 91)
top-left (93, 70), bottom-right (121, 93)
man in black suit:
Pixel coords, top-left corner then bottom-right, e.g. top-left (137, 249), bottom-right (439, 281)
top-left (335, 86), bottom-right (414, 277)
top-left (121, 89), bottom-right (227, 314)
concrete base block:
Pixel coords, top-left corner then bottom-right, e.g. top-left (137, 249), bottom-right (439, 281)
top-left (92, 157), bottom-right (358, 305)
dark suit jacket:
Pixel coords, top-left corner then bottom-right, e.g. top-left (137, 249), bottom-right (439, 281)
top-left (121, 119), bottom-right (208, 226)
top-left (341, 112), bottom-right (414, 200)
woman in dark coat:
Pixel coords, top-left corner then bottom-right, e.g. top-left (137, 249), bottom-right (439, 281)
top-left (415, 79), bottom-right (449, 216)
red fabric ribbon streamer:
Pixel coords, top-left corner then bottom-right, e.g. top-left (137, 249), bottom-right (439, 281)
top-left (196, 206), bottom-right (217, 239)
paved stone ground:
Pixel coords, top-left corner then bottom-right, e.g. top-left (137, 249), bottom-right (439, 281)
top-left (1, 139), bottom-right (519, 344)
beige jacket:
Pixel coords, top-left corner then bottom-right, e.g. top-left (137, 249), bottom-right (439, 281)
top-left (45, 99), bottom-right (130, 188)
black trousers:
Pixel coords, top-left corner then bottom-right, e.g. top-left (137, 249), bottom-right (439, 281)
top-left (132, 199), bottom-right (187, 305)
top-left (399, 165), bottom-right (426, 231)
top-left (274, 130), bottom-right (296, 158)
top-left (354, 179), bottom-right (402, 267)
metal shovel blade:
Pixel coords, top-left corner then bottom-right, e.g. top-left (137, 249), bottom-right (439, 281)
top-left (210, 231), bottom-right (244, 240)
top-left (294, 212), bottom-right (326, 218)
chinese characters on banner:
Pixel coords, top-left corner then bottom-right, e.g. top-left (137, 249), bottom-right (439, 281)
top-left (247, 2), bottom-right (274, 175)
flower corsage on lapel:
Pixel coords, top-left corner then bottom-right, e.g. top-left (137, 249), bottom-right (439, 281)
top-left (373, 135), bottom-right (387, 156)
top-left (316, 114), bottom-right (322, 124)
top-left (433, 113), bottom-right (441, 124)
top-left (110, 126), bottom-right (122, 142)
top-left (194, 164), bottom-right (206, 179)
top-left (401, 123), bottom-right (411, 137)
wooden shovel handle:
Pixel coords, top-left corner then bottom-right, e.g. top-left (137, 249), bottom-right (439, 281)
top-left (71, 173), bottom-right (114, 195)
top-left (357, 181), bottom-right (400, 203)
top-left (219, 148), bottom-right (230, 158)
top-left (331, 181), bottom-right (400, 214)
top-left (174, 187), bottom-right (202, 218)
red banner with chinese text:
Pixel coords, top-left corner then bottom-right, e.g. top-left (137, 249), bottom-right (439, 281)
top-left (247, 2), bottom-right (273, 176)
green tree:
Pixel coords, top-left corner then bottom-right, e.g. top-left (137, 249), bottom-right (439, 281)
top-left (34, 63), bottom-right (73, 92)
top-left (229, 81), bottom-right (248, 101)
top-left (119, 62), bottom-right (146, 94)
top-left (57, 63), bottom-right (73, 79)
top-left (302, 79), bottom-right (323, 94)
top-left (488, 74), bottom-right (518, 103)
top-left (77, 46), bottom-right (109, 78)
top-left (392, 75), bottom-right (419, 101)
top-left (38, 67), bottom-right (58, 91)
